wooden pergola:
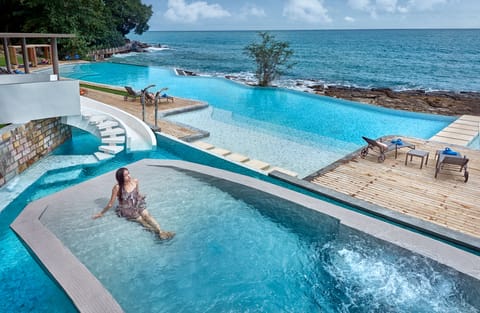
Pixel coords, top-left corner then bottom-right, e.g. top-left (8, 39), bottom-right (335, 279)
top-left (0, 33), bottom-right (75, 75)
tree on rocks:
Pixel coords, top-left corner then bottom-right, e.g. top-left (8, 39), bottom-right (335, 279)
top-left (244, 32), bottom-right (294, 87)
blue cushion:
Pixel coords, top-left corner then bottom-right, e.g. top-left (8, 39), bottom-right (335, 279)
top-left (442, 147), bottom-right (458, 155)
top-left (391, 138), bottom-right (403, 145)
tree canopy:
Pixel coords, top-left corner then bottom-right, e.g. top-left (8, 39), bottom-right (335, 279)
top-left (0, 0), bottom-right (152, 57)
top-left (244, 32), bottom-right (294, 87)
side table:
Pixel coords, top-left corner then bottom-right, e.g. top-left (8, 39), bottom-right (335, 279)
top-left (405, 149), bottom-right (429, 169)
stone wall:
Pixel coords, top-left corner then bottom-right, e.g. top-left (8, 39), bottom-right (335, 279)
top-left (0, 118), bottom-right (71, 187)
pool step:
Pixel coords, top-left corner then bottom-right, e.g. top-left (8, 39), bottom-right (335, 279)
top-left (190, 140), bottom-right (298, 177)
top-left (97, 120), bottom-right (119, 130)
top-left (101, 136), bottom-right (126, 145)
top-left (99, 145), bottom-right (124, 154)
top-left (94, 151), bottom-right (115, 161)
top-left (88, 115), bottom-right (109, 125)
top-left (100, 127), bottom-right (125, 137)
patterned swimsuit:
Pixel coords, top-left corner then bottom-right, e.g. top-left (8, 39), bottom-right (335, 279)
top-left (115, 185), bottom-right (147, 219)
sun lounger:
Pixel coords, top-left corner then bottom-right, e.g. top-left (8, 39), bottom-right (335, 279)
top-left (435, 152), bottom-right (469, 182)
top-left (124, 86), bottom-right (141, 101)
top-left (360, 136), bottom-right (415, 162)
top-left (156, 91), bottom-right (174, 103)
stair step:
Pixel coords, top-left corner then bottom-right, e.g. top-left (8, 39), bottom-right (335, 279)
top-left (97, 120), bottom-right (119, 129)
top-left (100, 127), bottom-right (125, 137)
top-left (192, 141), bottom-right (214, 150)
top-left (99, 145), bottom-right (124, 154)
top-left (88, 115), bottom-right (109, 124)
top-left (101, 136), bottom-right (125, 144)
top-left (94, 151), bottom-right (115, 161)
top-left (244, 159), bottom-right (270, 170)
top-left (226, 153), bottom-right (250, 163)
top-left (210, 147), bottom-right (231, 156)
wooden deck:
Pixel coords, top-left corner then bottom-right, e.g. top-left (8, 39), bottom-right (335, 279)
top-left (307, 137), bottom-right (480, 239)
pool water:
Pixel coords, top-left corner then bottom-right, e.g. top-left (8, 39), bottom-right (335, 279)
top-left (38, 166), bottom-right (479, 313)
top-left (53, 128), bottom-right (101, 155)
top-left (61, 62), bottom-right (455, 176)
top-left (2, 129), bottom-right (480, 312)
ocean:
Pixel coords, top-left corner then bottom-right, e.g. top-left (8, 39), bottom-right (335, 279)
top-left (125, 29), bottom-right (480, 92)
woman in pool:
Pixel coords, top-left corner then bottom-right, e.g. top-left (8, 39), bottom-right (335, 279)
top-left (93, 167), bottom-right (174, 240)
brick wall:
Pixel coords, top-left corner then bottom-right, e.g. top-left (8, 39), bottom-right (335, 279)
top-left (0, 118), bottom-right (71, 187)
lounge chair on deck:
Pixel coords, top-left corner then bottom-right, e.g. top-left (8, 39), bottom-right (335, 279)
top-left (435, 152), bottom-right (469, 182)
top-left (157, 92), bottom-right (174, 103)
top-left (360, 136), bottom-right (415, 162)
top-left (124, 86), bottom-right (141, 101)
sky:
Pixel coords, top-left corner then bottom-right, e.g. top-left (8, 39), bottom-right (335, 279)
top-left (142, 0), bottom-right (480, 31)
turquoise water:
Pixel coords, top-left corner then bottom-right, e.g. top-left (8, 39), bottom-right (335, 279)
top-left (2, 132), bottom-right (480, 312)
top-left (127, 29), bottom-right (480, 92)
top-left (62, 61), bottom-right (455, 176)
top-left (40, 166), bottom-right (480, 313)
top-left (62, 62), bottom-right (454, 145)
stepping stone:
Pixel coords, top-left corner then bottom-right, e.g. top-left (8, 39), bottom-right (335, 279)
top-left (94, 151), bottom-right (114, 161)
top-left (210, 147), bottom-right (231, 156)
top-left (101, 136), bottom-right (125, 144)
top-left (267, 167), bottom-right (298, 177)
top-left (100, 128), bottom-right (125, 137)
top-left (244, 159), bottom-right (270, 170)
top-left (226, 153), bottom-right (250, 163)
top-left (99, 145), bottom-right (124, 154)
top-left (192, 141), bottom-right (214, 150)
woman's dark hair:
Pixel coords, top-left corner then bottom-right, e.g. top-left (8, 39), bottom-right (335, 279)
top-left (115, 167), bottom-right (128, 201)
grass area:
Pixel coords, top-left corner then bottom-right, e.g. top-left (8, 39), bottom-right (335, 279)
top-left (80, 83), bottom-right (127, 97)
top-left (0, 54), bottom-right (24, 67)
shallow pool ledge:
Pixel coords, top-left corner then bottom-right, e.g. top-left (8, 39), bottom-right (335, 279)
top-left (11, 197), bottom-right (124, 313)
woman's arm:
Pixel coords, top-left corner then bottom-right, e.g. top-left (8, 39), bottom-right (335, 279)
top-left (93, 184), bottom-right (119, 219)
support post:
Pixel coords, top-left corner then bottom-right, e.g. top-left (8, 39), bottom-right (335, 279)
top-left (2, 37), bottom-right (11, 73)
top-left (21, 37), bottom-right (30, 73)
top-left (51, 37), bottom-right (59, 76)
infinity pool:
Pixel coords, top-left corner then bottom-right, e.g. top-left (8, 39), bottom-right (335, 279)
top-left (26, 161), bottom-right (480, 312)
top-left (61, 62), bottom-right (455, 177)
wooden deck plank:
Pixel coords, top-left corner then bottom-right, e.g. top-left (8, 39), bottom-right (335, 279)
top-left (308, 137), bottom-right (480, 239)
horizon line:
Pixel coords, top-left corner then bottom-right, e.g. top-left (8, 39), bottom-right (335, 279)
top-left (144, 27), bottom-right (480, 32)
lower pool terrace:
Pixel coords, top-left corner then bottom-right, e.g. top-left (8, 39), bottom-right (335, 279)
top-left (11, 159), bottom-right (480, 313)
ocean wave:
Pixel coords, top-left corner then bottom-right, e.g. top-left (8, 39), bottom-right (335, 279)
top-left (112, 52), bottom-right (140, 58)
top-left (146, 46), bottom-right (170, 52)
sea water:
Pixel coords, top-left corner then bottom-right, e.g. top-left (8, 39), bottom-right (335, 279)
top-left (127, 29), bottom-right (480, 92)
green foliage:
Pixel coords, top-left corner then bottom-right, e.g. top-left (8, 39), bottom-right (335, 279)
top-left (1, 0), bottom-right (152, 57)
top-left (80, 83), bottom-right (127, 96)
top-left (244, 32), bottom-right (294, 87)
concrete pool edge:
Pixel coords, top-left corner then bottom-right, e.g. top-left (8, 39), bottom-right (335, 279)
top-left (10, 197), bottom-right (124, 313)
top-left (275, 170), bottom-right (480, 254)
top-left (10, 159), bottom-right (480, 313)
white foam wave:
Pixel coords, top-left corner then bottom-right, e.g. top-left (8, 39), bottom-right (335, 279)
top-left (325, 247), bottom-right (471, 311)
top-left (146, 46), bottom-right (170, 52)
top-left (112, 52), bottom-right (140, 58)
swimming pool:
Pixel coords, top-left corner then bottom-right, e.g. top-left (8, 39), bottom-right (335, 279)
top-left (18, 160), bottom-right (480, 312)
top-left (61, 62), bottom-right (456, 177)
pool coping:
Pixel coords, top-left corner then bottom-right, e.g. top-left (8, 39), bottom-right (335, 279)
top-left (10, 159), bottom-right (480, 313)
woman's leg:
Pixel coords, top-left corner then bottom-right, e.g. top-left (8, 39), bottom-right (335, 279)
top-left (134, 216), bottom-right (156, 232)
top-left (140, 210), bottom-right (174, 239)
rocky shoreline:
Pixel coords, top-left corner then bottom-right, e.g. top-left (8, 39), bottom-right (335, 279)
top-left (310, 85), bottom-right (480, 116)
top-left (224, 73), bottom-right (480, 116)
